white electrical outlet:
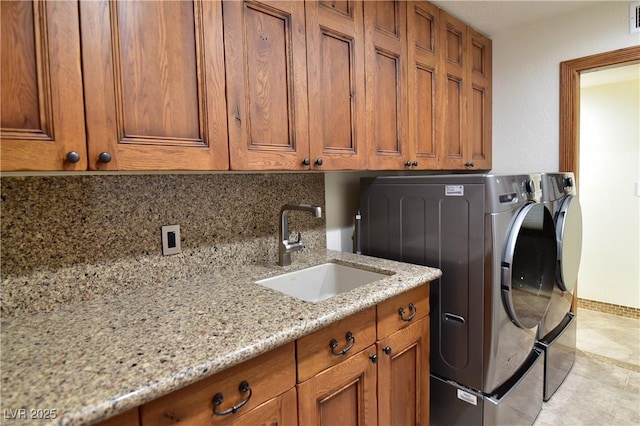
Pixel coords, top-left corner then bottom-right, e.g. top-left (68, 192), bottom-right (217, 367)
top-left (161, 225), bottom-right (181, 255)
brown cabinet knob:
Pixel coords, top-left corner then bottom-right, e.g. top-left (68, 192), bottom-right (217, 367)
top-left (65, 151), bottom-right (80, 164)
top-left (98, 152), bottom-right (112, 163)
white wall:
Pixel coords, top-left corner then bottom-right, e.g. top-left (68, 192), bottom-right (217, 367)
top-left (325, 172), bottom-right (363, 252)
top-left (491, 1), bottom-right (639, 174)
top-left (325, 170), bottom-right (402, 252)
top-left (326, 1), bottom-right (639, 252)
top-left (578, 78), bottom-right (640, 308)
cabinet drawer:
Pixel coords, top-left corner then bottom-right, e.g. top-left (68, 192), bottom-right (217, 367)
top-left (377, 284), bottom-right (429, 339)
top-left (204, 387), bottom-right (298, 426)
top-left (296, 306), bottom-right (376, 382)
top-left (141, 342), bottom-right (295, 425)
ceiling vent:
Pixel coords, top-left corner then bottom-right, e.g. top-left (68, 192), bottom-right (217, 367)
top-left (631, 2), bottom-right (640, 34)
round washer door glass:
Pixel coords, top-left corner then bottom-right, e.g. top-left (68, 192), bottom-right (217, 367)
top-left (556, 195), bottom-right (582, 293)
top-left (502, 203), bottom-right (557, 329)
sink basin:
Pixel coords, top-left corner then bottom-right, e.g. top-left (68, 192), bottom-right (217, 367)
top-left (256, 263), bottom-right (390, 303)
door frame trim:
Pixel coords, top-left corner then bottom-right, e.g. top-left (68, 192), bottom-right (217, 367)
top-left (559, 45), bottom-right (640, 311)
top-left (559, 45), bottom-right (640, 182)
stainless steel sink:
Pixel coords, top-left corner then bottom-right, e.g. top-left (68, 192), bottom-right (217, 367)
top-left (256, 262), bottom-right (390, 303)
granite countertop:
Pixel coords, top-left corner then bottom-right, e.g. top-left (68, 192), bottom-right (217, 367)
top-left (0, 249), bottom-right (441, 426)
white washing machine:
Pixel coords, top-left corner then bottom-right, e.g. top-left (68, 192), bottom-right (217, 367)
top-left (360, 174), bottom-right (558, 425)
top-left (537, 172), bottom-right (583, 401)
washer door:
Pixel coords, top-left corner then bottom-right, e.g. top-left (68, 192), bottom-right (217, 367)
top-left (555, 195), bottom-right (582, 293)
top-left (502, 203), bottom-right (557, 329)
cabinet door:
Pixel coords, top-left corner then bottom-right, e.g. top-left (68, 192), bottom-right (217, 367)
top-left (224, 0), bottom-right (309, 170)
top-left (1, 1), bottom-right (86, 171)
top-left (305, 0), bottom-right (366, 170)
top-left (365, 0), bottom-right (409, 170)
top-left (467, 27), bottom-right (492, 170)
top-left (406, 1), bottom-right (439, 170)
top-left (377, 317), bottom-right (430, 426)
top-left (298, 347), bottom-right (378, 426)
top-left (80, 0), bottom-right (228, 171)
top-left (437, 9), bottom-right (467, 170)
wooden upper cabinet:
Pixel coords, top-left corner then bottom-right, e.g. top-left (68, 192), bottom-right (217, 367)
top-left (467, 27), bottom-right (492, 170)
top-left (438, 9), bottom-right (492, 171)
top-left (305, 0), bottom-right (366, 170)
top-left (80, 0), bottom-right (228, 171)
top-left (365, 0), bottom-right (409, 170)
top-left (224, 1), bottom-right (309, 170)
top-left (0, 1), bottom-right (86, 171)
top-left (438, 9), bottom-right (467, 170)
top-left (407, 1), bottom-right (439, 170)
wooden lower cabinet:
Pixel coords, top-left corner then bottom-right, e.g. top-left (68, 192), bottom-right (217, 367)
top-left (140, 342), bottom-right (295, 425)
top-left (298, 346), bottom-right (378, 425)
top-left (97, 285), bottom-right (430, 426)
top-left (204, 388), bottom-right (297, 426)
top-left (378, 317), bottom-right (430, 426)
top-left (297, 285), bottom-right (430, 426)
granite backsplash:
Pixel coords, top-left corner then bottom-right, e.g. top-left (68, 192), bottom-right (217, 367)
top-left (1, 173), bottom-right (326, 317)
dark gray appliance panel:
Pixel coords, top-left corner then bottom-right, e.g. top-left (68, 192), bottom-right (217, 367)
top-left (431, 374), bottom-right (484, 426)
top-left (360, 182), bottom-right (486, 390)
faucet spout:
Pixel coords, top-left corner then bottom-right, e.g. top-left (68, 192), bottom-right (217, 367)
top-left (278, 203), bottom-right (322, 266)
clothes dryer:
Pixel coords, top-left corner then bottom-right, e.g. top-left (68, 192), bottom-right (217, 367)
top-left (360, 174), bottom-right (557, 425)
top-left (537, 172), bottom-right (583, 401)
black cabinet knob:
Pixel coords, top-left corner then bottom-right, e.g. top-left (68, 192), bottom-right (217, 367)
top-left (98, 152), bottom-right (112, 163)
top-left (405, 161), bottom-right (412, 167)
top-left (464, 162), bottom-right (474, 168)
top-left (412, 161), bottom-right (418, 167)
top-left (65, 151), bottom-right (80, 164)
top-left (315, 158), bottom-right (323, 166)
top-left (302, 158), bottom-right (310, 166)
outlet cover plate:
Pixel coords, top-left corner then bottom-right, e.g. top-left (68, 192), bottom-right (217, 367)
top-left (161, 225), bottom-right (181, 255)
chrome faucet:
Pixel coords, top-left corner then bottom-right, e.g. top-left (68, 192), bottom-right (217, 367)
top-left (279, 203), bottom-right (322, 266)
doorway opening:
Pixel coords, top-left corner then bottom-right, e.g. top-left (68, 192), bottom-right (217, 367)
top-left (559, 46), bottom-right (640, 313)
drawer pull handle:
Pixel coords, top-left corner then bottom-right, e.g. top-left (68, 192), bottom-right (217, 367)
top-left (398, 303), bottom-right (417, 322)
top-left (329, 331), bottom-right (355, 356)
top-left (212, 381), bottom-right (252, 416)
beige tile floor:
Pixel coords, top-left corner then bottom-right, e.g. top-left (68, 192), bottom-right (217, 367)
top-left (533, 308), bottom-right (640, 426)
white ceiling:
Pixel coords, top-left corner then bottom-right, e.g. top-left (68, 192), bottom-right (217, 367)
top-left (430, 1), bottom-right (604, 37)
